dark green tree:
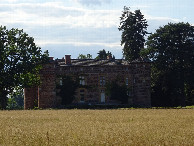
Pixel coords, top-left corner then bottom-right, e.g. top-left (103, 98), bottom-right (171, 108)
top-left (0, 26), bottom-right (49, 109)
top-left (118, 6), bottom-right (148, 61)
top-left (7, 88), bottom-right (24, 110)
top-left (78, 54), bottom-right (92, 59)
top-left (86, 54), bottom-right (92, 59)
top-left (95, 49), bottom-right (112, 59)
top-left (106, 81), bottom-right (129, 104)
top-left (78, 54), bottom-right (87, 59)
top-left (96, 49), bottom-right (107, 59)
top-left (107, 51), bottom-right (112, 57)
top-left (144, 22), bottom-right (194, 106)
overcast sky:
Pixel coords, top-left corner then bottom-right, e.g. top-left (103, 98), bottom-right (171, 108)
top-left (1, 0), bottom-right (193, 59)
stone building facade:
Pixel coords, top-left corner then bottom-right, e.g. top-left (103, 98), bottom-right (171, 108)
top-left (24, 55), bottom-right (151, 109)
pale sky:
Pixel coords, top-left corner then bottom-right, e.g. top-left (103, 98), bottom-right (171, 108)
top-left (1, 0), bottom-right (193, 59)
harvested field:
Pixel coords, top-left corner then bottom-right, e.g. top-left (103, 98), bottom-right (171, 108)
top-left (0, 109), bottom-right (194, 145)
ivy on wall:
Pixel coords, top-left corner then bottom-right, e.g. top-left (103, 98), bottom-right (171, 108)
top-left (105, 81), bottom-right (130, 104)
top-left (56, 76), bottom-right (79, 105)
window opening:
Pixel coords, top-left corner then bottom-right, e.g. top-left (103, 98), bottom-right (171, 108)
top-left (79, 76), bottom-right (85, 85)
top-left (126, 78), bottom-right (128, 86)
top-left (100, 76), bottom-right (106, 86)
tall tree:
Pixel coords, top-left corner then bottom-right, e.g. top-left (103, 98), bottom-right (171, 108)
top-left (0, 26), bottom-right (49, 109)
top-left (118, 6), bottom-right (148, 61)
top-left (144, 22), bottom-right (194, 106)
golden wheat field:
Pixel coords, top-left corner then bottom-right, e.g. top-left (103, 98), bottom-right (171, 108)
top-left (0, 109), bottom-right (194, 146)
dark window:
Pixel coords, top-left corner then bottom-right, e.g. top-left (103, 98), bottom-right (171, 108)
top-left (100, 76), bottom-right (105, 86)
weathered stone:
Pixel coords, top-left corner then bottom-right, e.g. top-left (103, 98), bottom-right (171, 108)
top-left (24, 57), bottom-right (151, 109)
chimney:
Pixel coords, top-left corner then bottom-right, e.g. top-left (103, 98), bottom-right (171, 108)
top-left (65, 55), bottom-right (71, 65)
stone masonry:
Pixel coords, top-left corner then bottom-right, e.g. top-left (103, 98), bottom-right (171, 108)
top-left (24, 55), bottom-right (151, 109)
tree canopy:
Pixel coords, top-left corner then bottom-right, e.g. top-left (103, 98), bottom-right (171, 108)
top-left (77, 54), bottom-right (92, 59)
top-left (119, 6), bottom-right (148, 61)
top-left (0, 26), bottom-right (49, 109)
top-left (95, 49), bottom-right (113, 59)
top-left (144, 22), bottom-right (194, 106)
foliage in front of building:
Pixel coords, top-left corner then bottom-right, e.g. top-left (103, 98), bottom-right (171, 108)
top-left (7, 88), bottom-right (24, 110)
top-left (105, 81), bottom-right (130, 104)
top-left (0, 26), bottom-right (49, 109)
top-left (142, 22), bottom-right (194, 107)
top-left (56, 76), bottom-right (79, 105)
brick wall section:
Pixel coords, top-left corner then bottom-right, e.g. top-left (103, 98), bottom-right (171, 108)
top-left (132, 63), bottom-right (151, 107)
top-left (38, 63), bottom-right (56, 108)
top-left (24, 87), bottom-right (38, 109)
top-left (56, 65), bottom-right (136, 104)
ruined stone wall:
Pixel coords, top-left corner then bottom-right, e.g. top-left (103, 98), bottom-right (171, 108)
top-left (24, 61), bottom-right (151, 109)
top-left (132, 63), bottom-right (151, 107)
top-left (55, 65), bottom-right (134, 104)
top-left (24, 87), bottom-right (38, 109)
top-left (24, 62), bottom-right (57, 109)
top-left (38, 63), bottom-right (56, 108)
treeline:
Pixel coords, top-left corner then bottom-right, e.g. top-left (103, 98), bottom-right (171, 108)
top-left (119, 6), bottom-right (194, 106)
